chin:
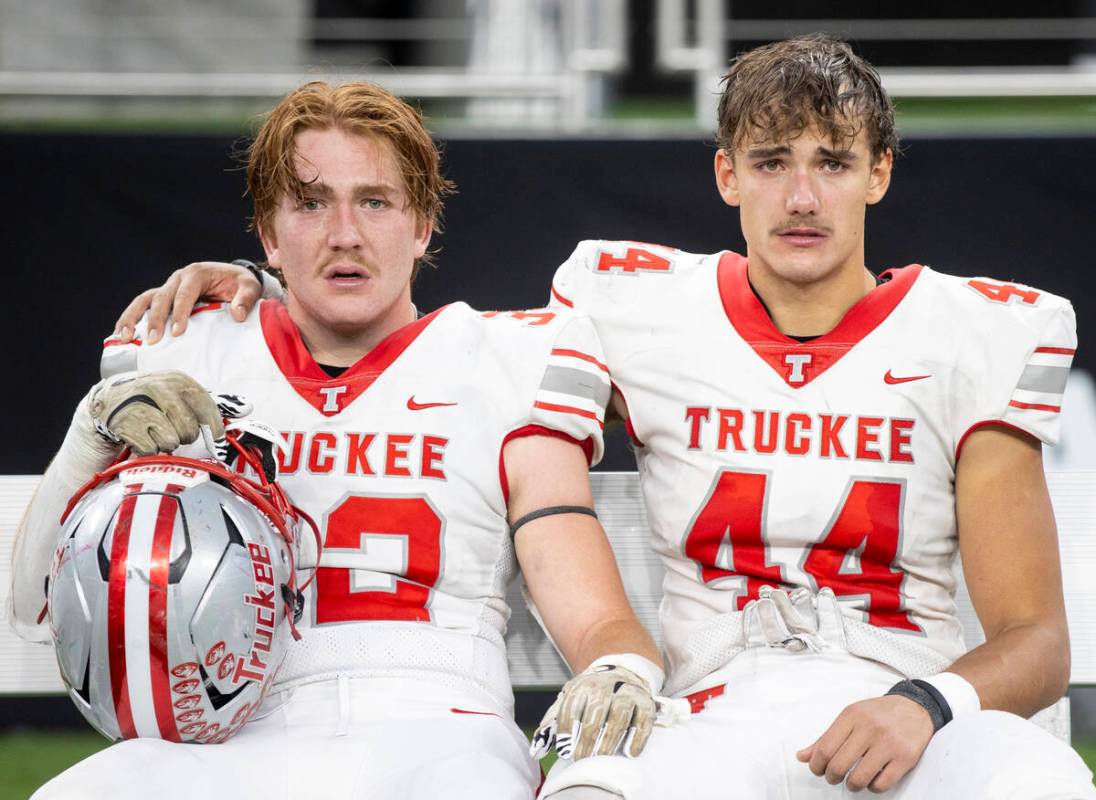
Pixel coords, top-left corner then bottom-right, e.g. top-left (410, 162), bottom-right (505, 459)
top-left (762, 255), bottom-right (838, 286)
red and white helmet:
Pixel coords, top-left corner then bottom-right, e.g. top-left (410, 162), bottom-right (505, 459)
top-left (47, 438), bottom-right (314, 744)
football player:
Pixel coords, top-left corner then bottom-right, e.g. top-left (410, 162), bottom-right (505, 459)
top-left (106, 36), bottom-right (1096, 799)
top-left (10, 81), bottom-right (662, 800)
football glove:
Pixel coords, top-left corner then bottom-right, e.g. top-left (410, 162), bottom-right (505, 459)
top-left (89, 370), bottom-right (250, 457)
top-left (531, 656), bottom-right (661, 761)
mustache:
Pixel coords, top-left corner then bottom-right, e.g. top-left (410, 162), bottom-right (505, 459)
top-left (771, 221), bottom-right (832, 235)
top-left (321, 257), bottom-right (371, 272)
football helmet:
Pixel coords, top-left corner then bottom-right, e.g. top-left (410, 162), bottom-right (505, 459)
top-left (47, 436), bottom-right (313, 744)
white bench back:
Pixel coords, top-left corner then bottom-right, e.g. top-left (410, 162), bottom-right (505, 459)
top-left (2, 472), bottom-right (1093, 739)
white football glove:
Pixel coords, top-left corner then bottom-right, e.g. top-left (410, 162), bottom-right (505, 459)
top-left (89, 370), bottom-right (251, 457)
top-left (531, 655), bottom-right (663, 761)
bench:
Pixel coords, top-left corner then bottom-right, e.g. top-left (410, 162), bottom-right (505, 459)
top-left (2, 472), bottom-right (1092, 741)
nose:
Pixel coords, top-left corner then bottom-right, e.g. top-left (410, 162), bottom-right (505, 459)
top-left (327, 202), bottom-right (364, 249)
top-left (785, 171), bottom-right (820, 216)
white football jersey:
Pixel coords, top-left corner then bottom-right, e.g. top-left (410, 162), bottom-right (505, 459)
top-left (100, 300), bottom-right (609, 712)
top-left (550, 240), bottom-right (1076, 693)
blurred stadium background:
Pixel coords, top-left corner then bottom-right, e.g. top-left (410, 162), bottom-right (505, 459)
top-left (1, 1), bottom-right (1095, 796)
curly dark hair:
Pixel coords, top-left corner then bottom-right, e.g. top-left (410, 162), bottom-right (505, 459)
top-left (716, 33), bottom-right (898, 162)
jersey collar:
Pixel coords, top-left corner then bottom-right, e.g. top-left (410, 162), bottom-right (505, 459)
top-left (259, 299), bottom-right (446, 416)
top-left (716, 252), bottom-right (924, 389)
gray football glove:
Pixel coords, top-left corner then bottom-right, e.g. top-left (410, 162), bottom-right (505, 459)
top-left (531, 663), bottom-right (658, 761)
top-left (89, 370), bottom-right (247, 457)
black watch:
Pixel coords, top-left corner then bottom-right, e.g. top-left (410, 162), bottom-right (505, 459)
top-left (231, 258), bottom-right (265, 287)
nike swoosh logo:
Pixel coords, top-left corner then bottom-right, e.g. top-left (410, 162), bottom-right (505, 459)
top-left (884, 370), bottom-right (932, 385)
top-left (407, 396), bottom-right (458, 411)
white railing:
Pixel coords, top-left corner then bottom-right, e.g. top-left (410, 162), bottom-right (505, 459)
top-left (2, 3), bottom-right (1096, 130)
top-left (657, 0), bottom-right (1096, 126)
top-left (0, 2), bottom-right (628, 131)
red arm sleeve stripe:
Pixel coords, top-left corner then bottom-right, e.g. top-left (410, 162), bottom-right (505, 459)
top-left (1007, 400), bottom-right (1061, 413)
top-left (532, 401), bottom-right (605, 428)
top-left (498, 424), bottom-right (595, 506)
top-left (550, 285), bottom-right (574, 308)
top-left (549, 348), bottom-right (609, 373)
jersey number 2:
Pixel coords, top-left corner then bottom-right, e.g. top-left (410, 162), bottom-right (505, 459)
top-left (315, 496), bottom-right (443, 624)
top-left (683, 470), bottom-right (919, 631)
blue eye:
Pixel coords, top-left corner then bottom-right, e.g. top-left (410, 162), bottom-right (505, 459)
top-left (366, 199), bottom-right (387, 210)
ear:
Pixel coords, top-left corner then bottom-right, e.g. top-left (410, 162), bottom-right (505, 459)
top-left (714, 149), bottom-right (741, 208)
top-left (866, 148), bottom-right (894, 205)
top-left (258, 221), bottom-right (279, 267)
top-left (413, 217), bottom-right (433, 261)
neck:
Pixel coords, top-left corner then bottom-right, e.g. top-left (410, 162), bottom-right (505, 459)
top-left (288, 296), bottom-right (417, 367)
top-left (747, 258), bottom-right (877, 338)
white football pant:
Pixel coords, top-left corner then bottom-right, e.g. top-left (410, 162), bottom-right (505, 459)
top-left (33, 676), bottom-right (540, 800)
top-left (543, 644), bottom-right (1094, 799)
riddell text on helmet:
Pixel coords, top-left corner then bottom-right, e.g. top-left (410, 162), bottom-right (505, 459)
top-left (233, 543), bottom-right (277, 685)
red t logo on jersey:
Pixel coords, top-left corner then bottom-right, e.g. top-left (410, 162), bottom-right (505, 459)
top-left (318, 386), bottom-right (348, 413)
top-left (783, 353), bottom-right (813, 384)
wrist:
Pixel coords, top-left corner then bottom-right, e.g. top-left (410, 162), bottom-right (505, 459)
top-left (75, 383), bottom-right (126, 467)
top-left (231, 259), bottom-right (284, 300)
top-left (585, 653), bottom-right (665, 694)
top-left (886, 671), bottom-right (979, 734)
top-left (921, 671), bottom-right (981, 719)
top-left (887, 679), bottom-right (948, 732)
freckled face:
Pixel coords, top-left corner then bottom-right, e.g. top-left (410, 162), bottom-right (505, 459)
top-left (259, 127), bottom-right (430, 338)
top-left (714, 126), bottom-right (892, 287)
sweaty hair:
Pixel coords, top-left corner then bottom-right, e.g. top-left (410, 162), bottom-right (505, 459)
top-left (716, 33), bottom-right (898, 162)
top-left (246, 81), bottom-right (456, 271)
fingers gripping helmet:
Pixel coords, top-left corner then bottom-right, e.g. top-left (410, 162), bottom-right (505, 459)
top-left (47, 444), bottom-right (307, 744)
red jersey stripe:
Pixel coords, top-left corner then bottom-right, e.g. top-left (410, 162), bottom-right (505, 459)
top-left (148, 488), bottom-right (183, 742)
top-left (718, 253), bottom-right (923, 389)
top-left (1008, 399), bottom-right (1061, 413)
top-left (108, 488), bottom-right (141, 740)
top-left (449, 707), bottom-right (500, 717)
top-left (550, 285), bottom-right (574, 308)
top-left (550, 348), bottom-right (609, 373)
top-left (1034, 346), bottom-right (1077, 356)
top-left (533, 400), bottom-right (605, 428)
top-left (190, 303), bottom-right (223, 316)
top-left (104, 338), bottom-right (141, 348)
top-left (498, 424), bottom-right (595, 505)
top-left (260, 300), bottom-right (447, 416)
top-left (955, 420), bottom-right (1035, 461)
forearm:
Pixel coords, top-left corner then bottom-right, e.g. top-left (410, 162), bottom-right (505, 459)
top-left (947, 619), bottom-right (1070, 717)
top-left (567, 615), bottom-right (662, 676)
top-left (10, 388), bottom-right (119, 640)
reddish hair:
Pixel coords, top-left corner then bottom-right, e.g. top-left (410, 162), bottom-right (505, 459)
top-left (246, 81), bottom-right (455, 272)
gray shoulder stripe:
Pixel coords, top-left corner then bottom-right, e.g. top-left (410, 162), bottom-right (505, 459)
top-left (1018, 364), bottom-right (1070, 395)
top-left (540, 365), bottom-right (611, 407)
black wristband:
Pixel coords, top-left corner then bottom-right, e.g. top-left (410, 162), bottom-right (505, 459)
top-left (886, 679), bottom-right (953, 733)
top-left (508, 505), bottom-right (597, 538)
top-left (231, 258), bottom-right (265, 288)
